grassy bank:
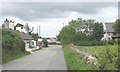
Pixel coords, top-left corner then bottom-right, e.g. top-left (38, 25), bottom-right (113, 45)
top-left (78, 45), bottom-right (118, 55)
top-left (63, 45), bottom-right (97, 70)
top-left (2, 29), bottom-right (30, 64)
top-left (79, 45), bottom-right (118, 70)
top-left (62, 45), bottom-right (118, 70)
top-left (2, 51), bottom-right (30, 64)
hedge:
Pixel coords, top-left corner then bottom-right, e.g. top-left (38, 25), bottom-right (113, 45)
top-left (2, 29), bottom-right (25, 57)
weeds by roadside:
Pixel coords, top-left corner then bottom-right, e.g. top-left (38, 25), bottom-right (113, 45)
top-left (63, 45), bottom-right (118, 70)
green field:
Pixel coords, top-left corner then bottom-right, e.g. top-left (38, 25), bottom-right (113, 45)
top-left (63, 45), bottom-right (118, 70)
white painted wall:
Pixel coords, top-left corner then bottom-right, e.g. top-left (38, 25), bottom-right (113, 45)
top-left (32, 40), bottom-right (36, 46)
top-left (16, 26), bottom-right (28, 33)
top-left (24, 40), bottom-right (30, 50)
top-left (21, 28), bottom-right (27, 33)
top-left (9, 22), bottom-right (14, 30)
top-left (16, 27), bottom-right (22, 32)
top-left (4, 21), bottom-right (9, 29)
top-left (38, 38), bottom-right (43, 42)
top-left (102, 33), bottom-right (112, 40)
top-left (102, 23), bottom-right (113, 40)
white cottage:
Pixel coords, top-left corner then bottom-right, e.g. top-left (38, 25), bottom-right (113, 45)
top-left (3, 19), bottom-right (9, 29)
top-left (9, 20), bottom-right (14, 30)
top-left (15, 23), bottom-right (27, 33)
top-left (2, 19), bottom-right (15, 30)
top-left (102, 22), bottom-right (120, 40)
top-left (2, 19), bottom-right (41, 52)
top-left (11, 30), bottom-right (34, 51)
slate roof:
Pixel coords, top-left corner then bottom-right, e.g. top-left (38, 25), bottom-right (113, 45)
top-left (105, 22), bottom-right (114, 33)
top-left (15, 23), bottom-right (24, 27)
top-left (11, 30), bottom-right (34, 40)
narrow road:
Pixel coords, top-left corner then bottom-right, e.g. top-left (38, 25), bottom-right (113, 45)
top-left (3, 45), bottom-right (67, 70)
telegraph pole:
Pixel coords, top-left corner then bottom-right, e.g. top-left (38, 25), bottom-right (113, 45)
top-left (37, 28), bottom-right (38, 34)
top-left (63, 23), bottom-right (64, 27)
top-left (39, 25), bottom-right (40, 37)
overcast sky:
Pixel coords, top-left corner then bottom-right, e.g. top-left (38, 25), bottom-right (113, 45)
top-left (0, 1), bottom-right (119, 37)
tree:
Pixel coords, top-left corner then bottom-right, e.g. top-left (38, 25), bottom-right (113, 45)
top-left (31, 33), bottom-right (39, 41)
top-left (57, 26), bottom-right (76, 45)
top-left (42, 38), bottom-right (48, 47)
top-left (58, 18), bottom-right (104, 45)
top-left (92, 22), bottom-right (104, 41)
top-left (81, 19), bottom-right (95, 36)
top-left (69, 18), bottom-right (95, 36)
top-left (25, 23), bottom-right (34, 35)
top-left (113, 19), bottom-right (120, 34)
top-left (74, 32), bottom-right (87, 44)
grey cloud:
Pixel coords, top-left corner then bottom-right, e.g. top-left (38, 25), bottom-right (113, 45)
top-left (2, 2), bottom-right (117, 21)
top-left (118, 2), bottom-right (120, 18)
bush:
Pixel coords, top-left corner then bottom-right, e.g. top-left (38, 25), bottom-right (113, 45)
top-left (2, 29), bottom-right (25, 60)
top-left (106, 40), bottom-right (118, 45)
top-left (42, 38), bottom-right (48, 47)
top-left (91, 40), bottom-right (105, 46)
top-left (74, 40), bottom-right (105, 46)
top-left (74, 39), bottom-right (119, 46)
top-left (98, 47), bottom-right (118, 70)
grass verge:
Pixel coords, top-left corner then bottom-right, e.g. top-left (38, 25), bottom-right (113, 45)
top-left (2, 51), bottom-right (30, 64)
top-left (62, 45), bottom-right (98, 70)
top-left (62, 45), bottom-right (118, 70)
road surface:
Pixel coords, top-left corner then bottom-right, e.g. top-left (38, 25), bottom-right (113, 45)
top-left (3, 45), bottom-right (67, 70)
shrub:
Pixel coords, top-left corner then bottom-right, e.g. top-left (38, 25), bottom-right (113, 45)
top-left (2, 29), bottom-right (25, 58)
top-left (107, 40), bottom-right (115, 45)
top-left (75, 40), bottom-right (105, 46)
top-left (91, 40), bottom-right (105, 46)
top-left (98, 47), bottom-right (118, 70)
top-left (42, 38), bottom-right (48, 47)
top-left (105, 40), bottom-right (118, 45)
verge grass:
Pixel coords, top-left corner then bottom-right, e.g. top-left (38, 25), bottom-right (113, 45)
top-left (63, 45), bottom-right (98, 70)
top-left (2, 51), bottom-right (30, 64)
top-left (63, 45), bottom-right (118, 70)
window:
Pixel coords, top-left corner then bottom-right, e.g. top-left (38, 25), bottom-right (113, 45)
top-left (21, 26), bottom-right (23, 29)
top-left (108, 38), bottom-right (110, 40)
top-left (113, 33), bottom-right (116, 35)
top-left (108, 33), bottom-right (110, 36)
top-left (32, 42), bottom-right (34, 45)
